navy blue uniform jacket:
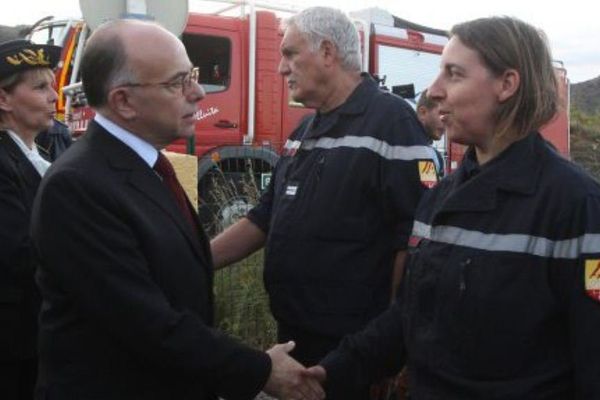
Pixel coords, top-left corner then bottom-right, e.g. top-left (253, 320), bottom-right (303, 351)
top-left (322, 132), bottom-right (600, 399)
top-left (31, 121), bottom-right (270, 400)
top-left (248, 76), bottom-right (433, 337)
top-left (0, 131), bottom-right (41, 361)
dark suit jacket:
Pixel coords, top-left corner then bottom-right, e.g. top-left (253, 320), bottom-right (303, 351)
top-left (0, 130), bottom-right (41, 361)
top-left (31, 121), bottom-right (270, 400)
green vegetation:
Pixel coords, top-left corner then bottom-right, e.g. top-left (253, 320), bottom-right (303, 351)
top-left (214, 251), bottom-right (276, 350)
top-left (571, 76), bottom-right (600, 115)
top-left (207, 165), bottom-right (276, 350)
top-left (570, 109), bottom-right (600, 180)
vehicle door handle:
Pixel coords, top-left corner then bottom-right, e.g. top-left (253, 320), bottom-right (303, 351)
top-left (214, 120), bottom-right (237, 128)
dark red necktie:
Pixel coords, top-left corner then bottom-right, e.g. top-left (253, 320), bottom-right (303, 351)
top-left (153, 152), bottom-right (198, 231)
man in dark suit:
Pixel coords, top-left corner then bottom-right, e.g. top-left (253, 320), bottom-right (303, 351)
top-left (31, 19), bottom-right (323, 400)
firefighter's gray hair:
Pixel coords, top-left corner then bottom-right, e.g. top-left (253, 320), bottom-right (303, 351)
top-left (284, 7), bottom-right (362, 72)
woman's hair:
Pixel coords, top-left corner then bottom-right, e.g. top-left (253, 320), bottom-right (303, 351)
top-left (451, 16), bottom-right (558, 138)
top-left (0, 70), bottom-right (27, 93)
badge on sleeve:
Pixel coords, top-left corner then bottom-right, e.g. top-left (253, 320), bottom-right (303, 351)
top-left (286, 185), bottom-right (298, 196)
top-left (418, 160), bottom-right (438, 189)
top-left (284, 181), bottom-right (299, 197)
top-left (585, 259), bottom-right (600, 302)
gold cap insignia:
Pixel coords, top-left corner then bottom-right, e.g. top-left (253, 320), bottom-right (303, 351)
top-left (6, 48), bottom-right (51, 67)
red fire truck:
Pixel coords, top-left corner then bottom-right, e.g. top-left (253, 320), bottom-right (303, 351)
top-left (29, 1), bottom-right (569, 231)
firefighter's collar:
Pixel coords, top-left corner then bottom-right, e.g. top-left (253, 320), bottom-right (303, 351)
top-left (464, 132), bottom-right (543, 195)
top-left (333, 73), bottom-right (376, 116)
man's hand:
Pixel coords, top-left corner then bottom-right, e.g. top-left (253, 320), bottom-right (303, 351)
top-left (263, 341), bottom-right (325, 400)
top-left (305, 365), bottom-right (326, 383)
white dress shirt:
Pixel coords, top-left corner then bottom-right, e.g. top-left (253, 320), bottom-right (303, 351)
top-left (7, 130), bottom-right (51, 177)
top-left (94, 113), bottom-right (158, 168)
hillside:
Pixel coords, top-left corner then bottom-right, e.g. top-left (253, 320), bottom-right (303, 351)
top-left (571, 75), bottom-right (600, 115)
top-left (571, 110), bottom-right (600, 180)
top-left (569, 74), bottom-right (600, 180)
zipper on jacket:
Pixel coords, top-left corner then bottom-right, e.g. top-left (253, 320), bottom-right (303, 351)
top-left (459, 258), bottom-right (471, 295)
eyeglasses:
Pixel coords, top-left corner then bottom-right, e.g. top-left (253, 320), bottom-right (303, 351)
top-left (119, 67), bottom-right (199, 95)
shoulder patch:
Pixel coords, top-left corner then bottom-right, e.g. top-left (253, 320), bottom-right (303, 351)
top-left (418, 160), bottom-right (438, 189)
top-left (585, 259), bottom-right (600, 302)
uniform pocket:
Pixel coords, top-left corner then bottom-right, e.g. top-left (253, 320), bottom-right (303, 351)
top-left (312, 216), bottom-right (374, 242)
top-left (453, 253), bottom-right (557, 377)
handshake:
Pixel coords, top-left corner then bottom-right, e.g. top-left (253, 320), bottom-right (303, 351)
top-left (263, 341), bottom-right (328, 400)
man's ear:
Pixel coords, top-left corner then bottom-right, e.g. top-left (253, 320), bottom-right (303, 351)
top-left (320, 39), bottom-right (337, 67)
top-left (107, 87), bottom-right (137, 120)
top-left (497, 68), bottom-right (520, 103)
top-left (0, 88), bottom-right (12, 113)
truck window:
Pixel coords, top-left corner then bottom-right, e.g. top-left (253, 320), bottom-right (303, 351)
top-left (30, 24), bottom-right (68, 46)
top-left (377, 45), bottom-right (446, 154)
top-left (377, 45), bottom-right (441, 104)
top-left (182, 34), bottom-right (231, 94)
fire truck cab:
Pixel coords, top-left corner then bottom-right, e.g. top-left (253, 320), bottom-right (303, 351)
top-left (28, 0), bottom-right (569, 231)
top-left (29, 1), bottom-right (451, 230)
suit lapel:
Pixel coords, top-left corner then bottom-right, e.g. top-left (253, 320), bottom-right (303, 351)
top-left (85, 123), bottom-right (210, 268)
top-left (0, 131), bottom-right (42, 206)
top-left (128, 168), bottom-right (209, 264)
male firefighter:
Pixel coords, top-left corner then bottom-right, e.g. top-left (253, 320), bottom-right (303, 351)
top-left (211, 7), bottom-right (433, 398)
top-left (416, 88), bottom-right (445, 178)
top-left (31, 19), bottom-right (323, 400)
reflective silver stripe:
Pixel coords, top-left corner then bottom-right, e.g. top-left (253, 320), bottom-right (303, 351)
top-left (412, 220), bottom-right (432, 239)
top-left (284, 139), bottom-right (301, 150)
top-left (411, 220), bottom-right (600, 259)
top-left (300, 135), bottom-right (434, 161)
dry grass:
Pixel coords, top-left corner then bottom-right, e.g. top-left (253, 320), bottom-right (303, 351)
top-left (206, 164), bottom-right (276, 350)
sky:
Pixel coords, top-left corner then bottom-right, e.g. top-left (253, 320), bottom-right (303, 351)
top-left (1, 0), bottom-right (598, 83)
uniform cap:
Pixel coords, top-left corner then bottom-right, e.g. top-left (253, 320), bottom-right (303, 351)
top-left (0, 39), bottom-right (61, 80)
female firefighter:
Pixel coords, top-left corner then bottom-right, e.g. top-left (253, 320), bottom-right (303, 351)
top-left (310, 16), bottom-right (600, 399)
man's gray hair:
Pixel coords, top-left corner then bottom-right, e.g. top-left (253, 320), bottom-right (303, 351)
top-left (284, 7), bottom-right (362, 72)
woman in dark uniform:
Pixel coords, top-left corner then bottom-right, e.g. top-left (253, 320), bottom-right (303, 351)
top-left (314, 16), bottom-right (600, 400)
top-left (0, 39), bottom-right (60, 399)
